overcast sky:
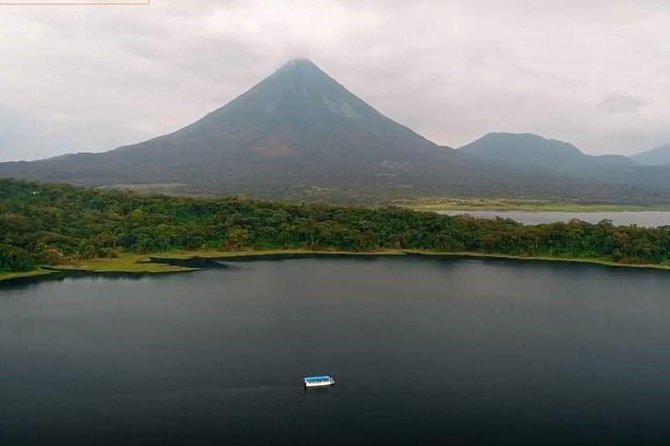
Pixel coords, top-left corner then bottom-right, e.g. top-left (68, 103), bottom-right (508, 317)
top-left (1, 0), bottom-right (669, 162)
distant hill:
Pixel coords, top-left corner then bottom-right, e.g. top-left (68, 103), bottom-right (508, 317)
top-left (632, 144), bottom-right (670, 166)
top-left (0, 59), bottom-right (668, 203)
top-left (458, 132), bottom-right (670, 194)
top-left (459, 133), bottom-right (634, 171)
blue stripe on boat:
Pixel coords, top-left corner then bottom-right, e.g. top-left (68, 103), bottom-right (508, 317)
top-left (304, 376), bottom-right (332, 381)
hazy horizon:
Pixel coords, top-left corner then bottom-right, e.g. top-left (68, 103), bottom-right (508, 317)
top-left (1, 0), bottom-right (669, 162)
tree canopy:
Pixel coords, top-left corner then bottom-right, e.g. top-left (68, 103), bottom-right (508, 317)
top-left (1, 179), bottom-right (670, 272)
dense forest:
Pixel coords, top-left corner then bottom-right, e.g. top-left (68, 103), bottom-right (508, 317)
top-left (1, 178), bottom-right (670, 273)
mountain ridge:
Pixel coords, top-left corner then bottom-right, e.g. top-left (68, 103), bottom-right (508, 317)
top-left (632, 143), bottom-right (670, 166)
top-left (0, 59), bottom-right (669, 203)
top-left (459, 132), bottom-right (634, 170)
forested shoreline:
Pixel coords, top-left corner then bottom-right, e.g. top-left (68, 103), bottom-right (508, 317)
top-left (1, 178), bottom-right (670, 274)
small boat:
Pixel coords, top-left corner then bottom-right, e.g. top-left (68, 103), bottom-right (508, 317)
top-left (303, 375), bottom-right (335, 388)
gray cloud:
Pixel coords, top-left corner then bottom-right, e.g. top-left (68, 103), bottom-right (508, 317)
top-left (1, 0), bottom-right (669, 161)
top-left (597, 94), bottom-right (646, 114)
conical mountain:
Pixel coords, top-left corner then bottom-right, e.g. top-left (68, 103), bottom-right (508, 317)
top-left (0, 59), bottom-right (667, 202)
top-left (0, 59), bottom-right (467, 197)
top-left (100, 58), bottom-right (463, 192)
top-left (154, 59), bottom-right (439, 151)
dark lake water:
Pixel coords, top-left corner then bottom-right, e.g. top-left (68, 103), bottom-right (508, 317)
top-left (3, 256), bottom-right (670, 445)
top-left (440, 210), bottom-right (670, 226)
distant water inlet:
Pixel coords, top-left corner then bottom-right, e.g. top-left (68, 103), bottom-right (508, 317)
top-left (3, 256), bottom-right (670, 445)
top-left (440, 210), bottom-right (670, 227)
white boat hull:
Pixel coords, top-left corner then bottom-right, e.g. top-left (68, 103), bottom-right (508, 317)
top-left (304, 378), bottom-right (335, 388)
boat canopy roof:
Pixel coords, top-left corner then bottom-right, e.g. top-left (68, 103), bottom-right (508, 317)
top-left (304, 375), bottom-right (332, 382)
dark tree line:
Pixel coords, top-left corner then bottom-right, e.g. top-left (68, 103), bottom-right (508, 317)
top-left (1, 178), bottom-right (670, 272)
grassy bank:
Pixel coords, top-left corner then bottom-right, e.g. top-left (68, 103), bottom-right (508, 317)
top-left (0, 269), bottom-right (57, 282)
top-left (85, 249), bottom-right (670, 273)
top-left (0, 249), bottom-right (405, 283)
top-left (147, 248), bottom-right (407, 260)
top-left (46, 253), bottom-right (199, 275)
top-left (151, 249), bottom-right (670, 271)
top-left (398, 197), bottom-right (670, 212)
top-left (4, 248), bottom-right (670, 284)
top-left (0, 255), bottom-right (198, 284)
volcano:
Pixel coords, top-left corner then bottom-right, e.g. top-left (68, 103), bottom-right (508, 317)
top-left (0, 59), bottom-right (665, 202)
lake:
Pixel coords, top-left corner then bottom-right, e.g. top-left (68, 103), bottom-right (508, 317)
top-left (440, 210), bottom-right (670, 226)
top-left (2, 256), bottom-right (670, 445)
